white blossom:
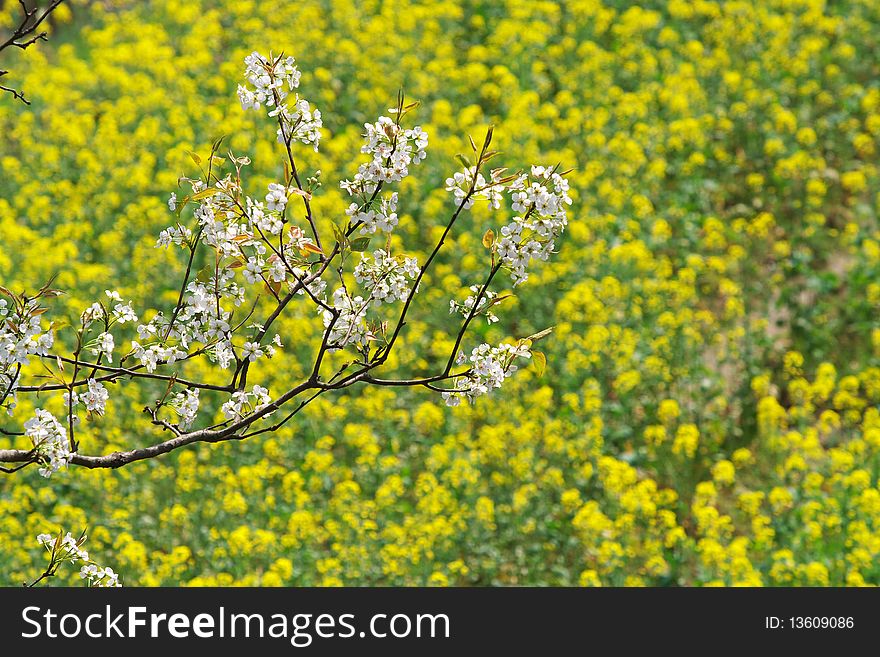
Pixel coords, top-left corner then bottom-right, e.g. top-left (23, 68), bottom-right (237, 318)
top-left (265, 182), bottom-right (289, 213)
top-left (24, 409), bottom-right (72, 477)
top-left (221, 385), bottom-right (273, 421)
top-left (444, 166), bottom-right (506, 210)
top-left (37, 531), bottom-right (121, 587)
top-left (80, 563), bottom-right (121, 587)
top-left (241, 341), bottom-right (264, 361)
top-left (106, 290), bottom-right (138, 324)
top-left (340, 116), bottom-right (428, 195)
top-left (321, 287), bottom-right (370, 349)
top-left (170, 388), bottom-right (200, 430)
top-left (38, 531), bottom-right (88, 562)
top-left (156, 224), bottom-right (192, 248)
top-left (274, 97), bottom-right (323, 150)
top-left (79, 378), bottom-right (109, 415)
top-left (348, 192), bottom-right (400, 235)
top-left (450, 285), bottom-right (500, 324)
top-left (446, 165), bottom-right (571, 286)
top-left (238, 51), bottom-right (300, 111)
top-left (353, 249), bottom-right (419, 306)
top-left (442, 342), bottom-right (531, 406)
top-left (93, 332), bottom-right (115, 362)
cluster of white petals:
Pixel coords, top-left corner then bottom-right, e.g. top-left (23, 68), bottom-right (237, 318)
top-left (65, 378), bottom-right (110, 419)
top-left (347, 192), bottom-right (399, 235)
top-left (340, 116), bottom-right (428, 195)
top-left (273, 97), bottom-right (323, 150)
top-left (353, 249), bottom-right (419, 306)
top-left (156, 222), bottom-right (192, 248)
top-left (36, 531), bottom-right (121, 587)
top-left (132, 270), bottom-right (243, 372)
top-left (0, 296), bottom-right (54, 413)
top-left (445, 164), bottom-right (571, 286)
top-left (237, 51), bottom-right (300, 110)
top-left (79, 563), bottom-right (121, 587)
top-left (445, 166), bottom-right (506, 210)
top-left (497, 166), bottom-right (572, 285)
top-left (221, 385), bottom-right (272, 421)
top-left (104, 290), bottom-right (138, 323)
top-left (81, 290), bottom-right (138, 328)
top-left (24, 409), bottom-right (72, 477)
top-left (237, 51), bottom-right (322, 150)
top-left (449, 285), bottom-right (500, 324)
top-left (170, 388), bottom-right (200, 430)
top-left (37, 531), bottom-right (88, 561)
top-left (442, 342), bottom-right (531, 406)
top-left (321, 288), bottom-right (370, 349)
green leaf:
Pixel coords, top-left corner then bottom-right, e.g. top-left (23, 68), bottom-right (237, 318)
top-left (482, 228), bottom-right (495, 248)
top-left (331, 222), bottom-right (348, 247)
top-left (191, 188), bottom-right (221, 201)
top-left (174, 195), bottom-right (190, 218)
top-left (349, 237), bottom-right (372, 252)
top-left (531, 351), bottom-right (546, 378)
top-left (186, 150), bottom-right (202, 165)
top-left (195, 266), bottom-right (214, 283)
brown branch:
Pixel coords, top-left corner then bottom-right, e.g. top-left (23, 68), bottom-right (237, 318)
top-left (21, 352), bottom-right (233, 392)
top-left (0, 0), bottom-right (66, 104)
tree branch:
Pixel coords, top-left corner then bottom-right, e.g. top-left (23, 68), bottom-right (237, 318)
top-left (0, 0), bottom-right (66, 104)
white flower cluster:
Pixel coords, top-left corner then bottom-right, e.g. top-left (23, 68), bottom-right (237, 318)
top-left (444, 165), bottom-right (571, 285)
top-left (24, 409), bottom-right (72, 477)
top-left (240, 334), bottom-right (279, 361)
top-left (36, 531), bottom-right (121, 587)
top-left (80, 291), bottom-right (139, 364)
top-left (444, 166), bottom-right (506, 210)
top-left (265, 182), bottom-right (290, 214)
top-left (242, 195), bottom-right (275, 236)
top-left (160, 175), bottom-right (321, 312)
top-left (353, 250), bottom-right (419, 306)
top-left (347, 192), bottom-right (400, 235)
top-left (170, 388), bottom-right (200, 430)
top-left (90, 331), bottom-right (115, 362)
top-left (0, 296), bottom-right (54, 411)
top-left (156, 222), bottom-right (192, 248)
top-left (37, 531), bottom-right (88, 561)
top-left (442, 342), bottom-right (531, 406)
top-left (237, 51), bottom-right (300, 110)
top-left (449, 285), bottom-right (500, 324)
top-left (129, 341), bottom-right (189, 373)
top-left (237, 51), bottom-right (322, 150)
top-left (64, 378), bottom-right (110, 419)
top-left (132, 270), bottom-right (244, 372)
top-left (192, 179), bottom-right (249, 254)
top-left (80, 563), bottom-right (121, 587)
top-left (321, 288), bottom-right (370, 349)
top-left (273, 97), bottom-right (323, 150)
top-left (340, 116), bottom-right (428, 195)
top-left (104, 290), bottom-right (138, 324)
top-left (497, 166), bottom-right (572, 285)
top-left (81, 290), bottom-right (138, 327)
top-left (221, 385), bottom-right (272, 421)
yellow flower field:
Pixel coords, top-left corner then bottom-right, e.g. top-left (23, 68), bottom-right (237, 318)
top-left (2, 0), bottom-right (880, 586)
